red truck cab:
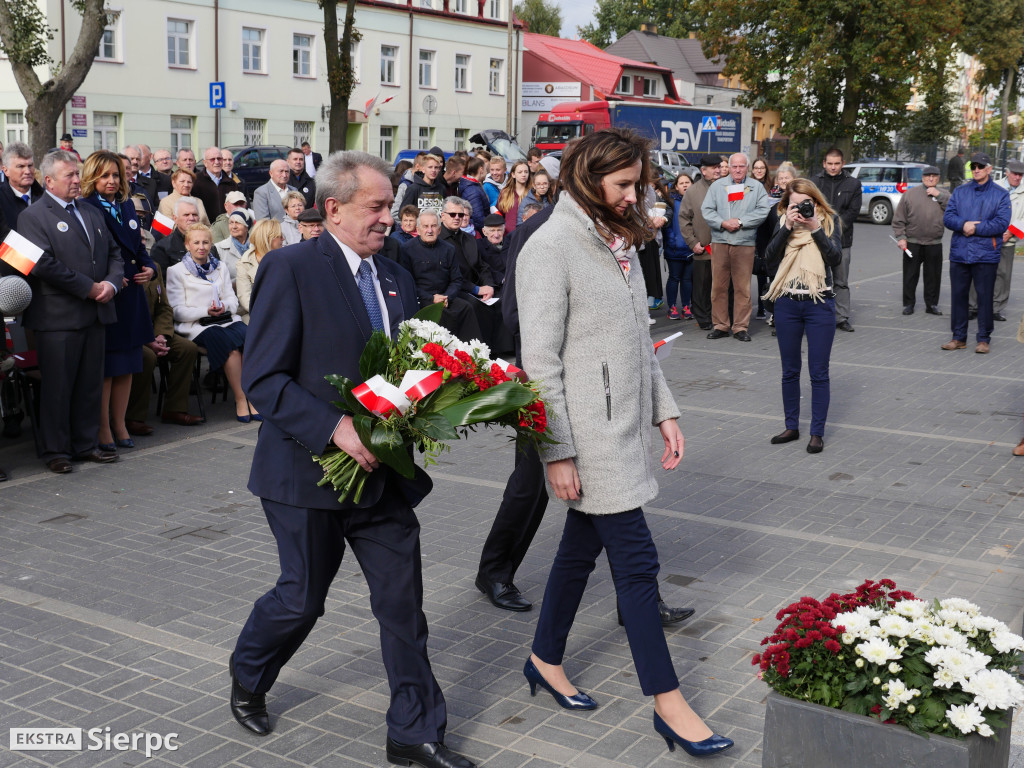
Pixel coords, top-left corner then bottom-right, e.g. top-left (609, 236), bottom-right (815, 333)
top-left (533, 102), bottom-right (610, 152)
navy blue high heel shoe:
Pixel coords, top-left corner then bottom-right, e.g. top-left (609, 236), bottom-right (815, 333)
top-left (653, 711), bottom-right (733, 757)
top-left (523, 658), bottom-right (598, 711)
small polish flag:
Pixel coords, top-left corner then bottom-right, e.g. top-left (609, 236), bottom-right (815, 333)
top-left (0, 230), bottom-right (43, 275)
top-left (363, 92), bottom-right (395, 118)
top-left (152, 211), bottom-right (174, 236)
top-left (653, 332), bottom-right (683, 362)
top-left (1009, 220), bottom-right (1024, 239)
top-left (727, 184), bottom-right (745, 202)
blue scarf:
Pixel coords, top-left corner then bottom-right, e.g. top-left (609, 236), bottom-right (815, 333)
top-left (182, 253), bottom-right (220, 281)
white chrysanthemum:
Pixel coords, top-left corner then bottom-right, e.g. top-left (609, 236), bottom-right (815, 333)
top-left (934, 667), bottom-right (958, 689)
top-left (878, 615), bottom-right (914, 638)
top-left (856, 637), bottom-right (902, 665)
top-left (854, 605), bottom-right (885, 621)
top-left (964, 669), bottom-right (1024, 711)
top-left (937, 609), bottom-right (977, 634)
top-left (991, 630), bottom-right (1024, 655)
top-left (834, 612), bottom-right (872, 638)
top-left (972, 616), bottom-right (1006, 634)
top-left (946, 703), bottom-right (985, 734)
top-left (401, 318), bottom-right (452, 345)
top-left (893, 600), bottom-right (929, 620)
top-left (940, 598), bottom-right (981, 616)
top-left (842, 632), bottom-right (856, 645)
top-left (466, 339), bottom-right (491, 361)
top-left (888, 662), bottom-right (902, 674)
top-left (910, 621), bottom-right (937, 645)
top-left (883, 678), bottom-right (918, 707)
top-left (978, 723), bottom-right (995, 738)
top-left (932, 625), bottom-right (969, 649)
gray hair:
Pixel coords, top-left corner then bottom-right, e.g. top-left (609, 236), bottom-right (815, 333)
top-left (315, 151), bottom-right (392, 210)
top-left (173, 196), bottom-right (200, 216)
top-left (729, 153), bottom-right (748, 166)
top-left (40, 150), bottom-right (79, 179)
top-left (2, 141), bottom-right (32, 168)
top-left (176, 148), bottom-right (195, 160)
top-left (775, 161), bottom-right (798, 178)
top-left (443, 195), bottom-right (469, 211)
top-left (416, 209), bottom-right (440, 227)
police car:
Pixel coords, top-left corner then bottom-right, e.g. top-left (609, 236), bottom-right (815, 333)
top-left (843, 161), bottom-right (928, 225)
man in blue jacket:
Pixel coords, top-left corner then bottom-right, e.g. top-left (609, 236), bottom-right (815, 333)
top-left (942, 152), bottom-right (1011, 354)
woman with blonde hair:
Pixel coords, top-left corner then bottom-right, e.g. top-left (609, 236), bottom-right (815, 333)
top-left (79, 150), bottom-right (156, 451)
top-left (157, 168), bottom-right (211, 224)
top-left (280, 190), bottom-right (306, 245)
top-left (497, 160), bottom-right (530, 233)
top-left (517, 168), bottom-right (555, 225)
top-left (236, 218), bottom-right (284, 322)
top-left (763, 178), bottom-right (843, 453)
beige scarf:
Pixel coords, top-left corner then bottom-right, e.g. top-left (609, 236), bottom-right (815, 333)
top-left (764, 227), bottom-right (829, 302)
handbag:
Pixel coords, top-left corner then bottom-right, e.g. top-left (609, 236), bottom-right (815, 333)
top-left (198, 313), bottom-right (233, 326)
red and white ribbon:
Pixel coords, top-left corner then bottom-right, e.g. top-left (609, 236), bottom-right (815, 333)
top-left (352, 374), bottom-right (411, 418)
top-left (400, 369), bottom-right (443, 401)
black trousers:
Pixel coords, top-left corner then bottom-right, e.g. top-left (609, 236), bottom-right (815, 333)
top-left (691, 259), bottom-right (713, 325)
top-left (903, 243), bottom-right (942, 308)
top-left (232, 493), bottom-right (447, 744)
top-left (438, 297), bottom-right (482, 346)
top-left (640, 240), bottom-right (663, 300)
top-left (35, 324), bottom-right (105, 461)
top-left (477, 440), bottom-right (548, 584)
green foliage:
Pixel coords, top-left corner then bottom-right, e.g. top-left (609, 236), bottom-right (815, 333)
top-left (438, 381), bottom-right (538, 426)
top-left (359, 331), bottom-right (391, 382)
top-left (412, 301), bottom-right (445, 324)
top-left (903, 68), bottom-right (963, 146)
top-left (578, 0), bottom-right (702, 47)
top-left (0, 1), bottom-right (54, 67)
top-left (514, 0), bottom-right (562, 37)
top-left (969, 118), bottom-right (1019, 145)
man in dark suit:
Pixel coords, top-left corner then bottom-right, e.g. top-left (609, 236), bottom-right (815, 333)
top-left (0, 142), bottom-right (45, 238)
top-left (286, 147), bottom-right (316, 208)
top-left (137, 145), bottom-right (173, 206)
top-left (18, 150), bottom-right (123, 473)
top-left (230, 151), bottom-right (475, 768)
top-left (192, 145), bottom-right (240, 220)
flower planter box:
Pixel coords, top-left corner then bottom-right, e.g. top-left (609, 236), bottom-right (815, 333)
top-left (762, 691), bottom-right (1012, 768)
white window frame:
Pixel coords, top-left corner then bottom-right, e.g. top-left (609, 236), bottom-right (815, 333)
top-left (293, 31), bottom-right (315, 78)
top-left (380, 126), bottom-right (396, 162)
top-left (166, 17), bottom-right (195, 70)
top-left (418, 49), bottom-right (436, 89)
top-left (487, 0), bottom-right (501, 20)
top-left (417, 126), bottom-right (431, 150)
top-left (616, 74), bottom-right (631, 95)
top-left (380, 44), bottom-right (399, 86)
top-left (452, 0), bottom-right (468, 12)
top-left (454, 128), bottom-right (469, 150)
top-left (488, 58), bottom-right (504, 95)
top-left (293, 120), bottom-right (314, 147)
top-left (242, 26), bottom-right (266, 75)
top-left (349, 39), bottom-right (360, 83)
top-left (642, 76), bottom-right (658, 98)
top-left (5, 111), bottom-right (26, 144)
top-left (170, 115), bottom-right (193, 156)
top-left (93, 112), bottom-right (119, 152)
top-left (96, 8), bottom-right (124, 64)
top-left (454, 53), bottom-right (470, 92)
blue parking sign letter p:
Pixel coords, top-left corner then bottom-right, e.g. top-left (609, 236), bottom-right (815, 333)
top-left (210, 82), bottom-right (225, 109)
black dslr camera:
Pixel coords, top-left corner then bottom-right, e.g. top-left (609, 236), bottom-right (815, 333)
top-left (796, 199), bottom-right (815, 219)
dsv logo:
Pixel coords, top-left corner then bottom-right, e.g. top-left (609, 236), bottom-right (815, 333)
top-left (660, 121), bottom-right (703, 150)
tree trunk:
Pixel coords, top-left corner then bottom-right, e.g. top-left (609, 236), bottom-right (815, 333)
top-left (321, 0), bottom-right (358, 154)
top-left (999, 67), bottom-right (1014, 168)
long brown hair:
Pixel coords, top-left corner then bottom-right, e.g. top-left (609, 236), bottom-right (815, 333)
top-left (81, 151), bottom-right (130, 202)
top-left (777, 177), bottom-right (837, 237)
top-left (497, 160), bottom-right (529, 214)
top-left (559, 127), bottom-right (652, 248)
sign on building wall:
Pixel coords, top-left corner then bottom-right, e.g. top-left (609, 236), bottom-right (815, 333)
top-left (522, 82), bottom-right (580, 112)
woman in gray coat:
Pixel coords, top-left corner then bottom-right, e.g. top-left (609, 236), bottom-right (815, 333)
top-left (516, 129), bottom-right (733, 759)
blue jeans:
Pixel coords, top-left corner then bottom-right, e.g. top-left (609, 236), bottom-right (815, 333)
top-left (532, 507), bottom-right (679, 696)
top-left (950, 261), bottom-right (998, 343)
top-left (664, 259), bottom-right (693, 310)
top-left (774, 296), bottom-right (836, 436)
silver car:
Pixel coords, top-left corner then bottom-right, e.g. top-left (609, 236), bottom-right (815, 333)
top-left (843, 162), bottom-right (928, 225)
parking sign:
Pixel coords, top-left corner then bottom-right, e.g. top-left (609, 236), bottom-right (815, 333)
top-left (209, 82), bottom-right (226, 109)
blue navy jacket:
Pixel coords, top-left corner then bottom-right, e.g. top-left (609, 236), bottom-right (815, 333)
top-left (243, 233), bottom-right (430, 510)
top-left (944, 179), bottom-right (1011, 264)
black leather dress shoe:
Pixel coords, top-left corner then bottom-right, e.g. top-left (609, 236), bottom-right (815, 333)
top-left (72, 449), bottom-right (118, 464)
top-left (969, 309), bottom-right (978, 319)
top-left (617, 600), bottom-right (695, 627)
top-left (994, 312), bottom-right (1007, 321)
top-left (902, 306), bottom-right (914, 315)
top-left (0, 466), bottom-right (9, 481)
top-left (926, 305), bottom-right (943, 315)
top-left (733, 330), bottom-right (751, 342)
top-left (475, 576), bottom-right (531, 611)
top-left (47, 458), bottom-right (73, 474)
top-left (386, 738), bottom-right (476, 768)
top-left (706, 329), bottom-right (730, 339)
top-left (698, 322), bottom-right (713, 331)
top-left (836, 321), bottom-right (855, 332)
top-left (229, 654), bottom-right (271, 736)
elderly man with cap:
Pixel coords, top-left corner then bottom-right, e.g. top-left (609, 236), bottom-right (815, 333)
top-left (211, 190), bottom-right (250, 242)
top-left (892, 165), bottom-right (949, 315)
top-left (296, 207), bottom-right (323, 240)
top-left (968, 158), bottom-right (1024, 322)
top-left (942, 151), bottom-right (1011, 354)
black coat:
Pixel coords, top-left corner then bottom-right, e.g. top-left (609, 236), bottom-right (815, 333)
top-left (811, 170), bottom-right (861, 248)
top-left (0, 179), bottom-right (45, 238)
top-left (478, 237), bottom-right (506, 285)
top-left (289, 170), bottom-right (317, 209)
top-left (399, 172), bottom-right (446, 212)
top-left (149, 228), bottom-right (188, 276)
top-left (398, 237), bottom-right (463, 306)
top-left (192, 170), bottom-right (240, 224)
top-left (439, 225), bottom-right (493, 294)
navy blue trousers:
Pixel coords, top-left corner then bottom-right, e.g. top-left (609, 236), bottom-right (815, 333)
top-left (664, 259), bottom-right (693, 311)
top-left (232, 494), bottom-right (446, 744)
top-left (773, 296), bottom-right (836, 436)
top-left (532, 508), bottom-right (679, 696)
top-left (950, 261), bottom-right (998, 343)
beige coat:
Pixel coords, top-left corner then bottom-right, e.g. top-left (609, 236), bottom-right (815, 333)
top-left (234, 247), bottom-right (261, 323)
top-left (158, 191), bottom-right (210, 225)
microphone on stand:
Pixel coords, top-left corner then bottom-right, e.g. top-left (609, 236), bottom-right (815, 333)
top-left (0, 275), bottom-right (33, 316)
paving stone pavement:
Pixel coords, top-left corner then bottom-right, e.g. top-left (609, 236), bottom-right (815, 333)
top-left (1, 222), bottom-right (1023, 767)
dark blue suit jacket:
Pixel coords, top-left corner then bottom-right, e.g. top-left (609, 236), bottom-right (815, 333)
top-left (243, 232), bottom-right (431, 511)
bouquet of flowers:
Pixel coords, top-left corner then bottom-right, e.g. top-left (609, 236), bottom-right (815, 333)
top-left (753, 579), bottom-right (1024, 739)
top-left (314, 305), bottom-right (551, 503)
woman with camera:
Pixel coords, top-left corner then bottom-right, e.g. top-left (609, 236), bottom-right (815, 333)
top-left (763, 178), bottom-right (843, 453)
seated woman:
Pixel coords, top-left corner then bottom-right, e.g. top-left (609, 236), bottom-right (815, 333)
top-left (236, 218), bottom-right (284, 323)
top-left (166, 223), bottom-right (256, 423)
top-left (280, 191), bottom-right (305, 246)
top-left (157, 168), bottom-right (211, 225)
top-left (214, 208), bottom-right (254, 280)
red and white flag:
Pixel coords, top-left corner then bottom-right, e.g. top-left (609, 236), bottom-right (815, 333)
top-left (653, 332), bottom-right (683, 362)
top-left (152, 211), bottom-right (174, 236)
top-left (727, 184), bottom-right (745, 202)
top-left (1009, 220), bottom-right (1024, 240)
top-left (363, 92), bottom-right (395, 118)
top-left (0, 230), bottom-right (43, 275)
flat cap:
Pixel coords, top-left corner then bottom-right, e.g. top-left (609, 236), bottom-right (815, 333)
top-left (297, 207), bottom-right (323, 223)
top-left (699, 154), bottom-right (721, 168)
top-left (970, 152), bottom-right (991, 166)
top-left (1007, 160), bottom-right (1024, 174)
top-left (482, 213), bottom-right (505, 228)
top-left (922, 166), bottom-right (940, 175)
top-left (225, 191), bottom-right (247, 204)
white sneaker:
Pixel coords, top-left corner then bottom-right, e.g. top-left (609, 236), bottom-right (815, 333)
top-left (648, 316), bottom-right (656, 325)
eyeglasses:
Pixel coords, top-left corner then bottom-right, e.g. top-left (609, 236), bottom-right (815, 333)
top-left (973, 163), bottom-right (988, 169)
top-left (443, 211), bottom-right (467, 219)
top-left (206, 157), bottom-right (222, 164)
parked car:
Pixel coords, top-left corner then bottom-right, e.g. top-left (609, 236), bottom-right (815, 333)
top-left (843, 161), bottom-right (928, 225)
top-left (222, 145), bottom-right (291, 197)
top-left (469, 129), bottom-right (528, 163)
top-left (651, 149), bottom-right (687, 177)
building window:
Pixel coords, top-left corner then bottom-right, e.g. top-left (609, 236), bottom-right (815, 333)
top-left (454, 54), bottom-right (470, 91)
top-left (167, 19), bottom-right (192, 68)
top-left (293, 33), bottom-right (313, 77)
top-left (453, 0), bottom-right (468, 11)
top-left (417, 127), bottom-right (431, 150)
top-left (489, 58), bottom-right (504, 95)
top-left (487, 0), bottom-right (501, 19)
top-left (5, 111), bottom-right (26, 143)
top-left (380, 126), bottom-right (396, 162)
top-left (642, 77), bottom-right (658, 98)
top-left (170, 115), bottom-right (192, 155)
top-left (294, 121), bottom-right (314, 146)
top-left (350, 40), bottom-right (360, 83)
top-left (93, 112), bottom-right (119, 151)
top-left (242, 27), bottom-right (265, 73)
top-left (419, 0), bottom-right (434, 7)
top-left (418, 49), bottom-right (436, 88)
top-left (97, 10), bottom-right (122, 62)
top-left (243, 118), bottom-right (266, 146)
top-left (616, 75), bottom-right (631, 95)
top-left (731, 97), bottom-right (737, 107)
top-left (454, 128), bottom-right (469, 150)
top-left (381, 45), bottom-right (398, 85)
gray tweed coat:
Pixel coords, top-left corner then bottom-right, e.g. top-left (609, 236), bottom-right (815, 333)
top-left (517, 194), bottom-right (681, 516)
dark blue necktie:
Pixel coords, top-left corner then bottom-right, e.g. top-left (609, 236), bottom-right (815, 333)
top-left (21, 194), bottom-right (29, 205)
top-left (357, 259), bottom-right (384, 332)
top-left (65, 202), bottom-right (90, 242)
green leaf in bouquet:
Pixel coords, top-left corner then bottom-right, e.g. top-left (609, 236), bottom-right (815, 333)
top-left (410, 411), bottom-right (458, 442)
top-left (353, 414), bottom-right (375, 449)
top-left (439, 381), bottom-right (538, 426)
top-left (325, 374), bottom-right (355, 397)
top-left (369, 422), bottom-right (416, 478)
top-left (413, 302), bottom-right (445, 324)
top-left (359, 330), bottom-right (392, 382)
top-left (420, 378), bottom-right (468, 412)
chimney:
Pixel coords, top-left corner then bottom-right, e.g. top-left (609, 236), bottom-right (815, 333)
top-left (640, 22), bottom-right (658, 35)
